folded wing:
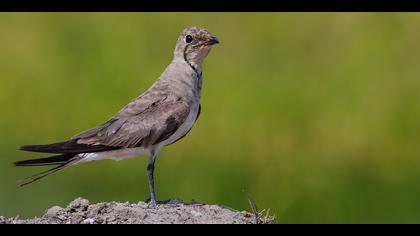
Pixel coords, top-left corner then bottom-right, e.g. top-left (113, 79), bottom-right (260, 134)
top-left (74, 99), bottom-right (190, 149)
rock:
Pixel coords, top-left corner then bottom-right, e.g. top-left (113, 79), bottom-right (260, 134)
top-left (70, 213), bottom-right (86, 224)
top-left (191, 210), bottom-right (202, 217)
top-left (0, 197), bottom-right (273, 224)
top-left (68, 198), bottom-right (90, 212)
top-left (82, 218), bottom-right (95, 224)
top-left (45, 206), bottom-right (64, 219)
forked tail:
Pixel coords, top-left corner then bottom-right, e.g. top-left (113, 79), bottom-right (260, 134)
top-left (14, 153), bottom-right (79, 186)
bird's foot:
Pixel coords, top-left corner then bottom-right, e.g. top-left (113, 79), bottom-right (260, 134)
top-left (159, 198), bottom-right (186, 205)
top-left (144, 198), bottom-right (196, 207)
top-left (144, 198), bottom-right (158, 208)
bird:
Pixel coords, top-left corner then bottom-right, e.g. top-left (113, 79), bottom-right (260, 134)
top-left (15, 26), bottom-right (219, 207)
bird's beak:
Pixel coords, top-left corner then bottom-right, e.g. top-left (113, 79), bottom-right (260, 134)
top-left (207, 36), bottom-right (219, 45)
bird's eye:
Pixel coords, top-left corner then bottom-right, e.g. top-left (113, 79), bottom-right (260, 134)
top-left (184, 35), bottom-right (193, 44)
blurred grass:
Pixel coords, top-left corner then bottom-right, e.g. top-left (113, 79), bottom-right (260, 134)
top-left (1, 13), bottom-right (420, 223)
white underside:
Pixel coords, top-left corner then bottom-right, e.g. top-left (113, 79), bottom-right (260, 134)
top-left (77, 147), bottom-right (150, 164)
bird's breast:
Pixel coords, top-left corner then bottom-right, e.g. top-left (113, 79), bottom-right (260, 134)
top-left (160, 100), bottom-right (200, 147)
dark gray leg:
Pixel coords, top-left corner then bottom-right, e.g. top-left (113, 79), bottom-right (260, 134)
top-left (147, 151), bottom-right (158, 207)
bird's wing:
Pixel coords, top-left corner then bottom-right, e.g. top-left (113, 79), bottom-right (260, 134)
top-left (74, 99), bottom-right (190, 149)
top-left (72, 90), bottom-right (162, 140)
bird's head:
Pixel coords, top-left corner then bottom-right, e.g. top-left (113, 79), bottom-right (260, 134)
top-left (174, 26), bottom-right (219, 67)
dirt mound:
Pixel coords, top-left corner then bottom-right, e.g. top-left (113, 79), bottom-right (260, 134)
top-left (1, 198), bottom-right (273, 224)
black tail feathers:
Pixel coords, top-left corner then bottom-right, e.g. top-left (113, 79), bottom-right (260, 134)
top-left (20, 140), bottom-right (119, 154)
top-left (20, 141), bottom-right (75, 154)
top-left (14, 153), bottom-right (77, 187)
top-left (14, 153), bottom-right (76, 167)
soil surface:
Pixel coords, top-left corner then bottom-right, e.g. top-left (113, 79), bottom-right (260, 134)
top-left (0, 198), bottom-right (272, 224)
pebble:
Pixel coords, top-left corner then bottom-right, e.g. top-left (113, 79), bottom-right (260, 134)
top-left (45, 206), bottom-right (64, 219)
top-left (69, 198), bottom-right (90, 212)
top-left (82, 218), bottom-right (95, 224)
top-left (191, 210), bottom-right (202, 217)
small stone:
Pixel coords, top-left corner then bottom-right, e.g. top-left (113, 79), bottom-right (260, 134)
top-left (191, 210), bottom-right (202, 217)
top-left (70, 214), bottom-right (85, 224)
top-left (137, 201), bottom-right (146, 205)
top-left (45, 206), bottom-right (64, 219)
top-left (68, 198), bottom-right (90, 211)
top-left (0, 216), bottom-right (5, 224)
top-left (82, 218), bottom-right (95, 224)
top-left (106, 216), bottom-right (116, 223)
top-left (57, 215), bottom-right (67, 221)
top-left (93, 204), bottom-right (107, 214)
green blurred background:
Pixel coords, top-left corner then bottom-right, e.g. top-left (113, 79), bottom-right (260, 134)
top-left (1, 13), bottom-right (420, 223)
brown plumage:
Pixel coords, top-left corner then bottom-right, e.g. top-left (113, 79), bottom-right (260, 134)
top-left (16, 26), bottom-right (219, 206)
top-left (74, 100), bottom-right (190, 148)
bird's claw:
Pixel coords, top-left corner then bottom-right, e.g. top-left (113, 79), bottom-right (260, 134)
top-left (145, 198), bottom-right (158, 208)
top-left (145, 198), bottom-right (188, 207)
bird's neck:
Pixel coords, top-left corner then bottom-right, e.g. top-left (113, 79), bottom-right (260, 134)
top-left (157, 59), bottom-right (202, 101)
top-left (173, 56), bottom-right (202, 78)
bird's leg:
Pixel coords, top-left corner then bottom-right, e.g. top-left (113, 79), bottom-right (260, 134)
top-left (146, 151), bottom-right (158, 208)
